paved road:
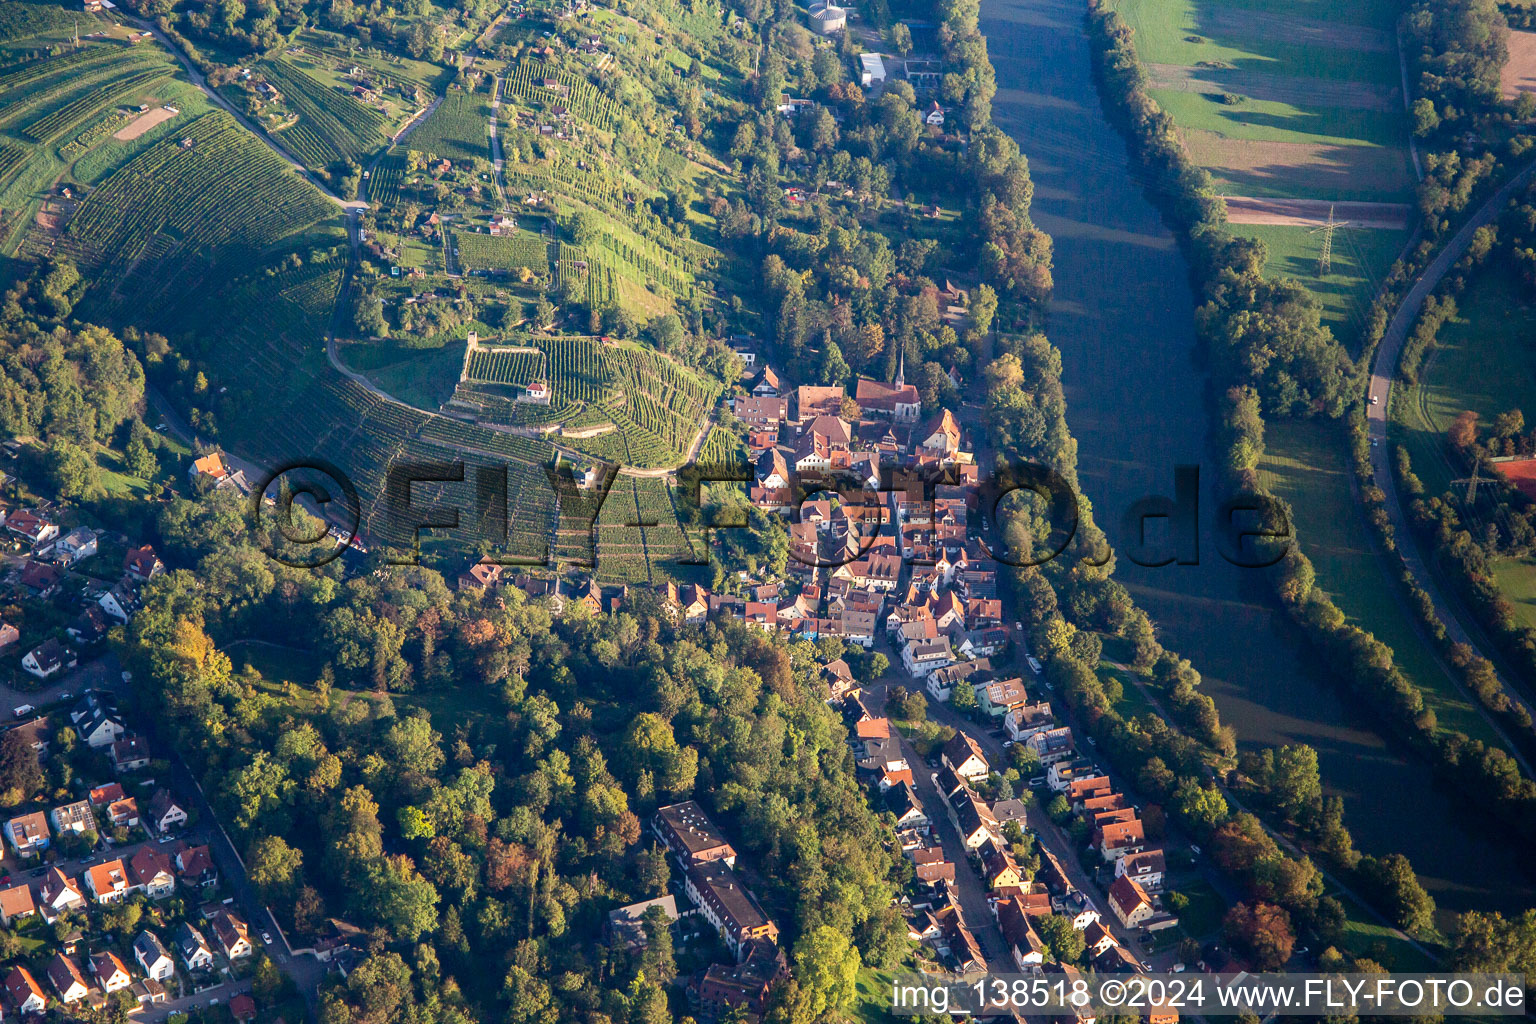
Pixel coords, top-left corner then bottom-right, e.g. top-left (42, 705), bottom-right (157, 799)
top-left (1367, 156), bottom-right (1536, 761)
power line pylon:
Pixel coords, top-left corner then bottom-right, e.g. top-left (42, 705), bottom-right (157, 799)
top-left (1310, 204), bottom-right (1349, 276)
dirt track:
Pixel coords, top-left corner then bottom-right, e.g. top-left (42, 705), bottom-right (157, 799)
top-left (1222, 194), bottom-right (1411, 229)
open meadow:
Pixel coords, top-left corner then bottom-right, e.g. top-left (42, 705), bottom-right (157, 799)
top-left (1259, 418), bottom-right (1505, 744)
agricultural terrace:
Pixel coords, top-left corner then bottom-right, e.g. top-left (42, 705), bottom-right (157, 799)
top-left (500, 62), bottom-right (619, 130)
top-left (261, 57), bottom-right (392, 170)
top-left (0, 38), bottom-right (190, 249)
top-left (452, 226), bottom-right (547, 273)
top-left (407, 85), bottom-right (491, 164)
top-left (1390, 269), bottom-right (1536, 629)
top-left (458, 336), bottom-right (721, 468)
top-left (64, 112), bottom-right (338, 324)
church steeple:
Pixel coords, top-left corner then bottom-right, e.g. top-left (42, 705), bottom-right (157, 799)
top-left (895, 345), bottom-right (905, 388)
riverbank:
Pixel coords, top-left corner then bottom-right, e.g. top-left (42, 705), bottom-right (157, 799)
top-left (979, 0), bottom-right (1536, 913)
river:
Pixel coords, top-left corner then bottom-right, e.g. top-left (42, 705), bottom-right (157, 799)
top-left (979, 0), bottom-right (1536, 915)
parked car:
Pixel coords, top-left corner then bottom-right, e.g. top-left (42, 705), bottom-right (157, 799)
top-left (1026, 656), bottom-right (1043, 675)
top-left (12, 704), bottom-right (35, 718)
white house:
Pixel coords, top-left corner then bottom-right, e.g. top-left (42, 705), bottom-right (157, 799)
top-left (134, 931), bottom-right (176, 982)
top-left (90, 951), bottom-right (133, 993)
top-left (98, 579), bottom-right (138, 623)
top-left (175, 923), bottom-right (214, 971)
top-left (901, 636), bottom-right (953, 678)
top-left (858, 53), bottom-right (887, 87)
top-left (53, 527), bottom-right (98, 565)
top-left (21, 638), bottom-right (75, 680)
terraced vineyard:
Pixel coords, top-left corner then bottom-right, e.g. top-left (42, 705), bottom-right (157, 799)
top-left (369, 150), bottom-right (405, 206)
top-left (22, 63), bottom-right (172, 143)
top-left (452, 228), bottom-right (547, 273)
top-left (501, 62), bottom-right (618, 130)
top-left (464, 346), bottom-right (545, 386)
top-left (0, 45), bottom-right (166, 130)
top-left (406, 86), bottom-right (489, 163)
top-left (265, 58), bottom-right (388, 168)
top-left (556, 244), bottom-right (617, 308)
top-left (66, 112), bottom-right (337, 322)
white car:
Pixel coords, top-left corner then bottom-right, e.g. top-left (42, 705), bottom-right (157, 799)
top-left (1026, 656), bottom-right (1043, 675)
top-left (11, 705), bottom-right (34, 718)
top-left (262, 931), bottom-right (274, 945)
top-left (1370, 395), bottom-right (1379, 405)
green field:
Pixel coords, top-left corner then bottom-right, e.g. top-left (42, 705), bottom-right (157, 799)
top-left (453, 226), bottom-right (547, 272)
top-left (1259, 418), bottom-right (1503, 745)
top-left (1240, 222), bottom-right (1408, 352)
top-left (1391, 269), bottom-right (1536, 625)
top-left (407, 86), bottom-right (491, 164)
top-left (1111, 0), bottom-right (1415, 201)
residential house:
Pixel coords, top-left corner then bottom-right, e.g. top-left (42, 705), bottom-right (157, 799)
top-left (884, 782), bottom-right (929, 832)
top-left (86, 858), bottom-right (130, 904)
top-left (1005, 702), bottom-right (1055, 743)
top-left (951, 793), bottom-right (998, 850)
top-left (50, 799), bottom-right (94, 834)
top-left (941, 732), bottom-right (990, 783)
top-left (0, 619), bottom-right (17, 650)
top-left (98, 578), bottom-right (139, 624)
top-left (188, 451), bottom-right (249, 492)
top-left (46, 952), bottom-right (89, 1004)
top-left (606, 895), bottom-right (679, 949)
top-left (54, 527), bottom-right (98, 565)
top-left (38, 867), bottom-right (85, 921)
top-left (1097, 818), bottom-right (1146, 862)
top-left (924, 100), bottom-right (945, 126)
top-left (209, 907), bottom-right (253, 959)
top-left (112, 735), bottom-right (152, 772)
top-left (902, 636), bottom-right (954, 678)
top-left (88, 783), bottom-right (126, 807)
top-left (1114, 848), bottom-right (1166, 891)
top-left (174, 843), bottom-right (218, 888)
top-left (133, 931), bottom-right (175, 981)
top-left (1028, 726), bottom-right (1076, 766)
top-left (18, 560), bottom-right (62, 597)
top-left (124, 544), bottom-right (166, 583)
top-left (71, 690), bottom-right (125, 748)
top-left (1107, 876), bottom-right (1155, 929)
top-left (129, 845), bottom-right (176, 898)
top-left (978, 836), bottom-right (1024, 890)
top-left (21, 637), bottom-right (75, 680)
top-left (106, 795), bottom-right (139, 828)
top-left (0, 882), bottom-right (36, 927)
top-left (996, 897), bottom-right (1046, 971)
top-left (174, 922), bottom-right (214, 970)
top-left (683, 861), bottom-right (779, 958)
top-left (976, 678), bottom-right (1029, 719)
top-left (1083, 920), bottom-right (1117, 958)
top-left (6, 509), bottom-right (59, 545)
top-left (5, 810), bottom-right (50, 856)
top-left (794, 385), bottom-right (844, 421)
top-left (229, 993), bottom-right (259, 1022)
top-left (68, 605), bottom-right (110, 644)
top-left (147, 790), bottom-right (188, 833)
top-left (822, 658), bottom-right (856, 698)
top-left (90, 951), bottom-right (132, 993)
top-left (652, 801), bottom-right (736, 867)
top-left (4, 965), bottom-right (46, 1015)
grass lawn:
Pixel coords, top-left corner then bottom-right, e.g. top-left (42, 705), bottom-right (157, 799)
top-left (1258, 418), bottom-right (1503, 745)
top-left (1241, 222), bottom-right (1408, 353)
top-left (1171, 878), bottom-right (1226, 939)
top-left (339, 339), bottom-right (466, 410)
top-left (1113, 0), bottom-right (1401, 83)
top-left (1151, 87), bottom-right (1408, 149)
top-left (850, 967), bottom-right (900, 1024)
top-left (1389, 268), bottom-right (1536, 623)
top-left (1337, 906), bottom-right (1436, 970)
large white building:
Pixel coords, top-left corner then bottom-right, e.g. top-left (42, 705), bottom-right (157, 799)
top-left (808, 0), bottom-right (846, 34)
top-left (859, 53), bottom-right (887, 87)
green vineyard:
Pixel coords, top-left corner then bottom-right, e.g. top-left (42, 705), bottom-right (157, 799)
top-left (265, 58), bottom-right (388, 169)
top-left (452, 228), bottom-right (546, 273)
top-left (407, 87), bottom-right (490, 164)
top-left (464, 347), bottom-right (545, 386)
top-left (500, 62), bottom-right (618, 130)
top-left (369, 150), bottom-right (404, 206)
top-left (22, 64), bottom-right (172, 143)
top-left (67, 112), bottom-right (337, 322)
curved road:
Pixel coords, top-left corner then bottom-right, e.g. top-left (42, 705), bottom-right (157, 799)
top-left (1367, 157), bottom-right (1536, 759)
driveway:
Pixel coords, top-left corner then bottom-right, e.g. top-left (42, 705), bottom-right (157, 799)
top-left (0, 654), bottom-right (122, 722)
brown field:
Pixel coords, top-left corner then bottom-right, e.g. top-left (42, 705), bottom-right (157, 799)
top-left (1181, 130), bottom-right (1413, 199)
top-left (1146, 63), bottom-right (1397, 111)
top-left (114, 107), bottom-right (177, 141)
top-left (1200, 8), bottom-right (1393, 52)
top-left (1494, 457), bottom-right (1536, 501)
top-left (1502, 30), bottom-right (1536, 100)
top-left (1223, 195), bottom-right (1410, 229)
